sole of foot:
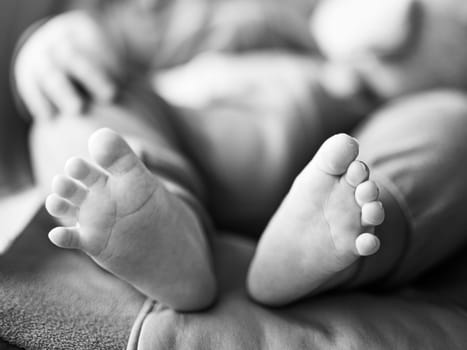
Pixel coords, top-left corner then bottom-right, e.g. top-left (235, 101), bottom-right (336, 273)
top-left (247, 134), bottom-right (384, 306)
top-left (46, 128), bottom-right (215, 310)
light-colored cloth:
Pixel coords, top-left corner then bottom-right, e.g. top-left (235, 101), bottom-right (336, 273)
top-left (2, 222), bottom-right (467, 350)
top-left (0, 187), bottom-right (42, 254)
top-left (355, 90), bottom-right (467, 286)
top-left (0, 0), bottom-right (68, 254)
top-left (138, 234), bottom-right (467, 350)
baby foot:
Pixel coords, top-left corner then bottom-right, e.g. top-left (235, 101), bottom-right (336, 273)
top-left (45, 128), bottom-right (215, 310)
top-left (247, 134), bottom-right (384, 305)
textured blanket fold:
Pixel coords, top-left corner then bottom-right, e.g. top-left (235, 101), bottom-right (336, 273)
top-left (137, 236), bottom-right (467, 350)
top-left (0, 209), bottom-right (145, 350)
top-left (2, 212), bottom-right (467, 349)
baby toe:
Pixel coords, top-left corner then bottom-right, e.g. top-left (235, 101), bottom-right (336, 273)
top-left (345, 160), bottom-right (369, 187)
top-left (46, 194), bottom-right (78, 219)
top-left (355, 180), bottom-right (379, 206)
top-left (316, 134), bottom-right (359, 175)
top-left (361, 201), bottom-right (385, 226)
top-left (48, 226), bottom-right (82, 250)
top-left (65, 157), bottom-right (107, 188)
top-left (88, 128), bottom-right (141, 175)
top-left (52, 175), bottom-right (88, 206)
top-left (355, 233), bottom-right (380, 256)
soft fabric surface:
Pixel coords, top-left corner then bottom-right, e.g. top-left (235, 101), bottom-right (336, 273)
top-left (0, 209), bottom-right (145, 350)
top-left (2, 209), bottom-right (467, 349)
top-left (138, 236), bottom-right (467, 350)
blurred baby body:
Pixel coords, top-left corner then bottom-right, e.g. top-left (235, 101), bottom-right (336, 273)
top-left (311, 0), bottom-right (467, 99)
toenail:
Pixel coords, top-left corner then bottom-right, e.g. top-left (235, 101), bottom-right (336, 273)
top-left (354, 161), bottom-right (368, 175)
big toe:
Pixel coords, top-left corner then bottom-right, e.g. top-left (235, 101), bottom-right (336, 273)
top-left (315, 134), bottom-right (359, 175)
top-left (88, 128), bottom-right (140, 175)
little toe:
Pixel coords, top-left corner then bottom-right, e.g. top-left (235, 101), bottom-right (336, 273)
top-left (46, 194), bottom-right (78, 219)
top-left (355, 233), bottom-right (380, 256)
top-left (49, 226), bottom-right (82, 250)
top-left (362, 201), bottom-right (385, 226)
top-left (345, 161), bottom-right (369, 187)
top-left (88, 128), bottom-right (142, 175)
top-left (355, 181), bottom-right (379, 206)
top-left (315, 134), bottom-right (359, 175)
top-left (64, 157), bottom-right (108, 188)
top-left (52, 175), bottom-right (88, 206)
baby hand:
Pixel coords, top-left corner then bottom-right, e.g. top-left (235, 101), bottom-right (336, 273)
top-left (14, 11), bottom-right (119, 120)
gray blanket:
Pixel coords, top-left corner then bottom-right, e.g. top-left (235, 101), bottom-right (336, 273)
top-left (3, 211), bottom-right (467, 349)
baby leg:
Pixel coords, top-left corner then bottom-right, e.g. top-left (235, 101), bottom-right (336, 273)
top-left (249, 90), bottom-right (467, 306)
top-left (33, 85), bottom-right (216, 311)
top-left (247, 134), bottom-right (384, 305)
top-left (349, 90), bottom-right (467, 288)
